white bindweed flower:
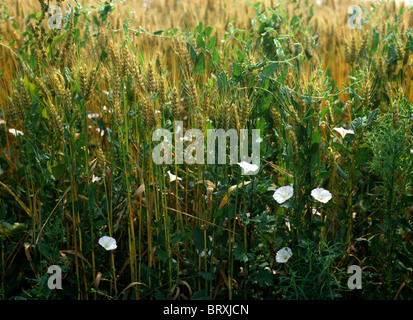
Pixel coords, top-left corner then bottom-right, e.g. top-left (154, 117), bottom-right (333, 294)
top-left (8, 128), bottom-right (24, 136)
top-left (265, 266), bottom-right (277, 275)
top-left (285, 221), bottom-right (291, 231)
top-left (197, 248), bottom-right (211, 257)
top-left (92, 175), bottom-right (101, 183)
top-left (98, 236), bottom-right (117, 251)
top-left (102, 90), bottom-right (109, 96)
top-left (273, 186), bottom-right (294, 204)
top-left (103, 105), bottom-right (112, 114)
top-left (95, 128), bottom-right (105, 137)
top-left (167, 170), bottom-right (182, 182)
top-left (312, 208), bottom-right (321, 216)
top-left (276, 247), bottom-right (292, 263)
top-left (311, 188), bottom-right (332, 204)
top-left (333, 127), bottom-right (354, 138)
top-left (410, 149), bottom-right (413, 154)
top-left (197, 236), bottom-right (212, 257)
top-left (237, 161), bottom-right (259, 175)
top-left (88, 113), bottom-right (101, 119)
top-left (0, 119), bottom-right (6, 125)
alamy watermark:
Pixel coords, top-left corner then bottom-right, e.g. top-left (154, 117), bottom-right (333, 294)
top-left (47, 5), bottom-right (63, 30)
top-left (347, 265), bottom-right (362, 290)
top-left (47, 265), bottom-right (62, 290)
top-left (47, 263), bottom-right (362, 291)
top-left (151, 121), bottom-right (261, 175)
top-left (348, 5), bottom-right (363, 30)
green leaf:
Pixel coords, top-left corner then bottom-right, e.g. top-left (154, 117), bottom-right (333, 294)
top-left (248, 61), bottom-right (266, 71)
top-left (335, 163), bottom-right (348, 181)
top-left (155, 290), bottom-right (166, 300)
top-left (333, 142), bottom-right (351, 157)
top-left (319, 105), bottom-right (330, 121)
top-left (47, 160), bottom-right (53, 177)
top-left (200, 271), bottom-right (215, 281)
top-left (38, 243), bottom-right (51, 259)
top-left (256, 268), bottom-right (274, 287)
top-left (232, 62), bottom-right (242, 77)
top-left (41, 107), bottom-right (48, 119)
top-left (355, 147), bottom-right (370, 166)
top-left (236, 49), bottom-right (246, 61)
top-left (259, 62), bottom-right (278, 81)
top-left (195, 52), bottom-right (205, 75)
top-left (52, 163), bottom-right (66, 180)
top-left (187, 42), bottom-right (197, 61)
top-left (193, 226), bottom-right (205, 253)
top-left (196, 34), bottom-right (205, 49)
top-left (156, 247), bottom-right (169, 262)
top-left (50, 34), bottom-right (65, 51)
top-left (367, 108), bottom-right (379, 125)
top-left (211, 48), bottom-right (220, 64)
top-left (311, 131), bottom-right (322, 144)
top-left (207, 35), bottom-right (216, 50)
top-left (203, 26), bottom-right (213, 37)
top-left (217, 71), bottom-right (228, 94)
top-left (191, 289), bottom-right (212, 300)
top-left (92, 15), bottom-right (100, 27)
top-left (194, 21), bottom-right (203, 34)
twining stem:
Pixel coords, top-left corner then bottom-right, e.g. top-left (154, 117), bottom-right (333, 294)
top-left (103, 172), bottom-right (117, 295)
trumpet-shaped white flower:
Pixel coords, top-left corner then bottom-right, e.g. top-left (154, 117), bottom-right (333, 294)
top-left (197, 248), bottom-right (211, 257)
top-left (95, 128), bottom-right (105, 137)
top-left (8, 128), bottom-right (24, 136)
top-left (333, 127), bottom-right (354, 138)
top-left (197, 236), bottom-right (212, 257)
top-left (88, 113), bottom-right (101, 119)
top-left (276, 247), bottom-right (292, 263)
top-left (0, 119), bottom-right (6, 125)
top-left (285, 221), bottom-right (291, 231)
top-left (167, 170), bottom-right (182, 182)
top-left (98, 236), bottom-right (117, 251)
top-left (237, 161), bottom-right (259, 175)
top-left (92, 175), bottom-right (101, 183)
top-left (103, 105), bottom-right (112, 114)
top-left (102, 90), bottom-right (110, 96)
top-left (312, 208), bottom-right (321, 216)
top-left (264, 266), bottom-right (277, 275)
top-left (311, 188), bottom-right (332, 203)
top-left (273, 186), bottom-right (294, 204)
